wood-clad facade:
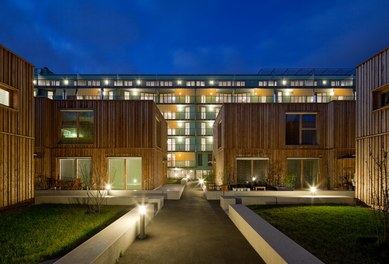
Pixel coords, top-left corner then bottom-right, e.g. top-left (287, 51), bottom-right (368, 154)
top-left (35, 98), bottom-right (167, 190)
top-left (356, 47), bottom-right (389, 204)
top-left (0, 45), bottom-right (34, 208)
top-left (213, 101), bottom-right (355, 189)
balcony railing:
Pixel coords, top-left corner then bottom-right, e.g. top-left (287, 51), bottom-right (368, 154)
top-left (167, 144), bottom-right (196, 152)
top-left (49, 94), bottom-right (355, 104)
top-left (167, 160), bottom-right (196, 168)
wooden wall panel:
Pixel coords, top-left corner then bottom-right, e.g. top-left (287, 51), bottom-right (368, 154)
top-left (214, 102), bottom-right (355, 189)
top-left (356, 48), bottom-right (389, 204)
top-left (35, 98), bottom-right (167, 190)
top-left (0, 45), bottom-right (34, 208)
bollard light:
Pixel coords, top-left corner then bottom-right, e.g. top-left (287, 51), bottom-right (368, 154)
top-left (310, 186), bottom-right (317, 194)
top-left (105, 184), bottom-right (111, 195)
top-left (138, 205), bottom-right (147, 239)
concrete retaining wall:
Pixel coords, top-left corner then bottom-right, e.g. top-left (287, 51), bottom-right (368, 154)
top-left (55, 203), bottom-right (156, 264)
top-left (229, 204), bottom-right (324, 264)
top-left (207, 190), bottom-right (354, 200)
top-left (220, 195), bottom-right (355, 211)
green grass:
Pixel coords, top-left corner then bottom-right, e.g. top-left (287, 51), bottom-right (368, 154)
top-left (0, 204), bottom-right (131, 264)
top-left (167, 178), bottom-right (182, 184)
top-left (248, 205), bottom-right (389, 264)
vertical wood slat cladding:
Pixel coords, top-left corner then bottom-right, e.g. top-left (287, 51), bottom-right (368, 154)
top-left (214, 102), bottom-right (355, 188)
top-left (356, 48), bottom-right (389, 204)
top-left (0, 45), bottom-right (34, 208)
top-left (34, 98), bottom-right (167, 190)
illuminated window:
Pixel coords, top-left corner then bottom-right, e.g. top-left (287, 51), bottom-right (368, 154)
top-left (168, 138), bottom-right (176, 151)
top-left (124, 81), bottom-right (133, 86)
top-left (87, 80), bottom-right (100, 86)
top-left (285, 113), bottom-right (317, 145)
top-left (109, 157), bottom-right (142, 190)
top-left (59, 158), bottom-right (92, 186)
top-left (185, 138), bottom-right (190, 151)
top-left (141, 93), bottom-right (155, 101)
top-left (0, 88), bottom-right (10, 107)
top-left (108, 91), bottom-right (114, 100)
top-left (287, 158), bottom-right (319, 188)
top-left (60, 111), bottom-right (94, 144)
top-left (236, 81), bottom-right (245, 87)
top-left (114, 80), bottom-right (123, 86)
top-left (236, 158), bottom-right (269, 184)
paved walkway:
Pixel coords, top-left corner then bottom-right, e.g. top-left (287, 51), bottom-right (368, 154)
top-left (119, 183), bottom-right (263, 264)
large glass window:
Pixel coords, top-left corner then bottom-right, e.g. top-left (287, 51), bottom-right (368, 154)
top-left (286, 159), bottom-right (319, 189)
top-left (0, 88), bottom-right (10, 107)
top-left (59, 158), bottom-right (92, 187)
top-left (60, 111), bottom-right (94, 144)
top-left (109, 157), bottom-right (142, 190)
top-left (285, 113), bottom-right (317, 145)
top-left (236, 158), bottom-right (269, 184)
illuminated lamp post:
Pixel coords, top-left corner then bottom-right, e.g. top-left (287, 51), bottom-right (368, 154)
top-left (138, 205), bottom-right (147, 239)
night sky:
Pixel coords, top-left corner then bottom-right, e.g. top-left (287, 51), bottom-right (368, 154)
top-left (1, 0), bottom-right (389, 74)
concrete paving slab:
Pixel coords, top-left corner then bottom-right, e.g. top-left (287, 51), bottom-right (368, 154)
top-left (118, 183), bottom-right (263, 264)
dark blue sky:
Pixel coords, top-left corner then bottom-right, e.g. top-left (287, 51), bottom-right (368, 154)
top-left (1, 0), bottom-right (389, 74)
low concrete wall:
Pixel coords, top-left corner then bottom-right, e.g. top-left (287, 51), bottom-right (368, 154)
top-left (35, 184), bottom-right (185, 202)
top-left (55, 203), bottom-right (156, 264)
top-left (229, 204), bottom-right (324, 264)
top-left (207, 190), bottom-right (354, 200)
top-left (220, 195), bottom-right (354, 212)
top-left (35, 195), bottom-right (164, 210)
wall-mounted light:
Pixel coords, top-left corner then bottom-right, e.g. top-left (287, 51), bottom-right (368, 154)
top-left (322, 80), bottom-right (327, 85)
top-left (33, 80), bottom-right (37, 85)
top-left (104, 79), bottom-right (109, 85)
top-left (209, 80), bottom-right (214, 85)
top-left (177, 80), bottom-right (182, 85)
top-left (284, 89), bottom-right (293, 96)
top-left (282, 80), bottom-right (287, 85)
top-left (136, 80), bottom-right (142, 85)
top-left (63, 79), bottom-right (69, 85)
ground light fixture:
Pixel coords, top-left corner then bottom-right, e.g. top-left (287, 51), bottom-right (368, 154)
top-left (105, 184), bottom-right (111, 195)
top-left (310, 186), bottom-right (317, 194)
top-left (138, 205), bottom-right (147, 239)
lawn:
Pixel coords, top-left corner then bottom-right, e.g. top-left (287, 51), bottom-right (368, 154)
top-left (248, 205), bottom-right (389, 264)
top-left (0, 204), bottom-right (131, 264)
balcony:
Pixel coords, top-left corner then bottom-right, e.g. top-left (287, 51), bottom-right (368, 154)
top-left (167, 144), bottom-right (196, 152)
top-left (168, 128), bottom-right (196, 136)
top-left (167, 160), bottom-right (196, 168)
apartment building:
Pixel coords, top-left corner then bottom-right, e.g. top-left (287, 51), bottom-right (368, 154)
top-left (0, 45), bottom-right (34, 208)
top-left (213, 101), bottom-right (356, 189)
top-left (356, 47), bottom-right (389, 204)
top-left (35, 98), bottom-right (167, 190)
top-left (34, 68), bottom-right (355, 180)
